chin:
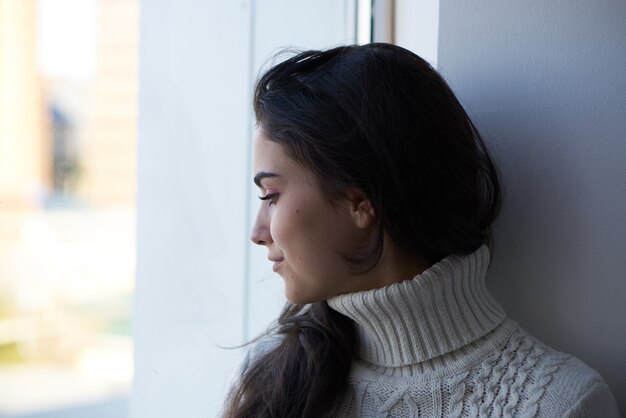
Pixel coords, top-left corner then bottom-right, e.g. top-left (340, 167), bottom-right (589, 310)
top-left (282, 275), bottom-right (332, 305)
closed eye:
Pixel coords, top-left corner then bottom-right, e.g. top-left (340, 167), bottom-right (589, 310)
top-left (258, 193), bottom-right (279, 206)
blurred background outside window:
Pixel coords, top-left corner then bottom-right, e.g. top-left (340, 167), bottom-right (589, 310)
top-left (0, 0), bottom-right (137, 416)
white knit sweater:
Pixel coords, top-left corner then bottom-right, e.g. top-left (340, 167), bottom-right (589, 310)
top-left (322, 245), bottom-right (620, 417)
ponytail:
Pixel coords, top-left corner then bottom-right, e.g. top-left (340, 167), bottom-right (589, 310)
top-left (223, 301), bottom-right (356, 418)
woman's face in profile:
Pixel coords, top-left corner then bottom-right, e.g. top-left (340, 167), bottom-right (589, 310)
top-left (250, 128), bottom-right (371, 304)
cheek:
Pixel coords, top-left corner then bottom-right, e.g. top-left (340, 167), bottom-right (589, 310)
top-left (270, 205), bottom-right (319, 260)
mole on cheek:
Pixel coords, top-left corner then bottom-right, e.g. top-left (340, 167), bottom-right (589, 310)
top-left (296, 209), bottom-right (300, 214)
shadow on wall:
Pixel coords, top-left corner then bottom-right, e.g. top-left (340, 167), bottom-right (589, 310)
top-left (484, 107), bottom-right (626, 412)
top-left (437, 1), bottom-right (626, 413)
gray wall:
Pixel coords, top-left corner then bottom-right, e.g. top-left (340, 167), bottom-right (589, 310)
top-left (437, 0), bottom-right (626, 413)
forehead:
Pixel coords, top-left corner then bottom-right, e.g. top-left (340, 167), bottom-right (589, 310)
top-left (252, 128), bottom-right (287, 168)
top-left (252, 129), bottom-right (313, 185)
top-left (252, 128), bottom-right (298, 176)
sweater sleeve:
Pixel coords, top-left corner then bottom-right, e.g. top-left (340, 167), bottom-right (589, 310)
top-left (560, 381), bottom-right (620, 418)
top-left (238, 332), bottom-right (284, 375)
top-left (223, 333), bottom-right (283, 404)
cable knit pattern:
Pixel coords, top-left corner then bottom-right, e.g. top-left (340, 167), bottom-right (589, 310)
top-left (322, 245), bottom-right (620, 417)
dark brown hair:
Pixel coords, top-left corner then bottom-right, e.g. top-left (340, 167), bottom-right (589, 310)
top-left (223, 43), bottom-right (502, 417)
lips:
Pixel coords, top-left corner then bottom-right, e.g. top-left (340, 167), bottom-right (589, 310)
top-left (269, 257), bottom-right (284, 272)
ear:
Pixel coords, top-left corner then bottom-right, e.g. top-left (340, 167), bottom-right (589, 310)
top-left (345, 188), bottom-right (375, 229)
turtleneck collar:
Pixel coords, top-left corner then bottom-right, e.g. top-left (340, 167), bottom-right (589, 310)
top-left (327, 245), bottom-right (506, 368)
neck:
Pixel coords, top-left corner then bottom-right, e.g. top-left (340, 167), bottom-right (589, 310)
top-left (345, 239), bottom-right (432, 294)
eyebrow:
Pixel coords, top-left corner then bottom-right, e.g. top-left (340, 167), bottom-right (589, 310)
top-left (254, 171), bottom-right (281, 188)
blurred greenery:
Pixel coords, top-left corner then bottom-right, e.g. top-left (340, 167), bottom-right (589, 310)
top-left (0, 343), bottom-right (27, 364)
top-left (101, 319), bottom-right (132, 336)
top-left (0, 294), bottom-right (23, 363)
top-left (69, 293), bottom-right (133, 337)
top-left (0, 294), bottom-right (16, 319)
top-left (0, 292), bottom-right (132, 364)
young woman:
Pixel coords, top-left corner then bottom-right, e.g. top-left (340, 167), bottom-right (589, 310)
top-left (223, 44), bottom-right (619, 417)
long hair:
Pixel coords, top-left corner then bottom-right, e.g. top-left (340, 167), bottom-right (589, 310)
top-left (223, 43), bottom-right (502, 417)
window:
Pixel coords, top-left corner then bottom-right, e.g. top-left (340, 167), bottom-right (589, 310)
top-left (0, 0), bottom-right (137, 416)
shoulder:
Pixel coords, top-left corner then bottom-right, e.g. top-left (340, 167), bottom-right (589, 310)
top-left (228, 332), bottom-right (283, 392)
top-left (239, 332), bottom-right (284, 373)
top-left (511, 325), bottom-right (620, 418)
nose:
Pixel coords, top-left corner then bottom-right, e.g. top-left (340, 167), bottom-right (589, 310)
top-left (250, 208), bottom-right (272, 246)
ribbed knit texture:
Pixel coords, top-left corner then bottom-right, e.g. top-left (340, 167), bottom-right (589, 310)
top-left (324, 245), bottom-right (620, 417)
